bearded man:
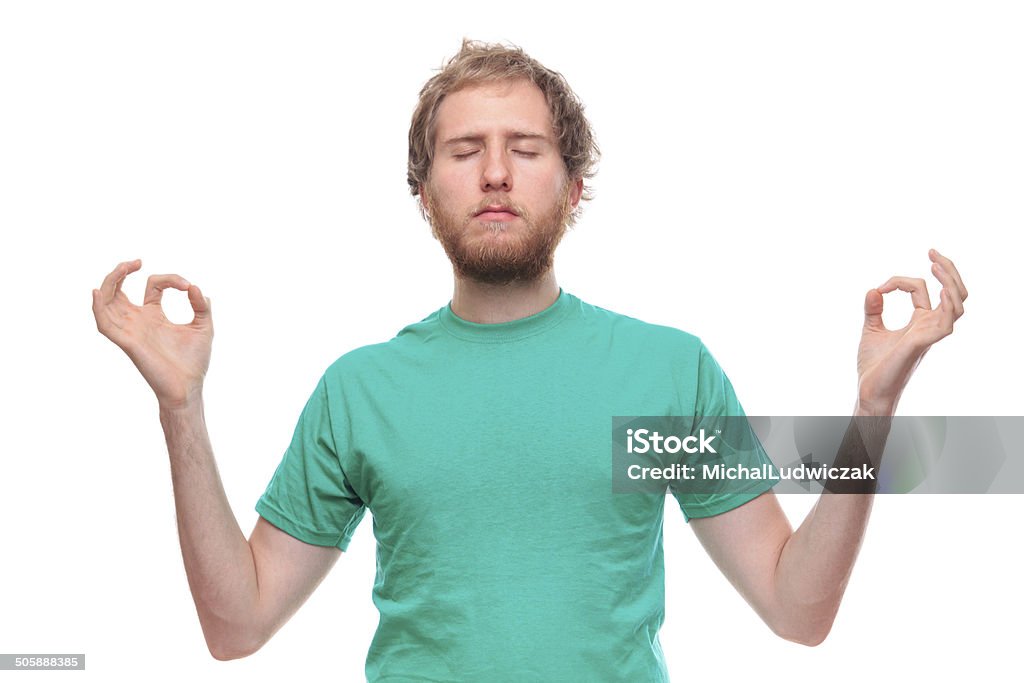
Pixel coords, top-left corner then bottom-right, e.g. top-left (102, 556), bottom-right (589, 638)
top-left (92, 39), bottom-right (968, 682)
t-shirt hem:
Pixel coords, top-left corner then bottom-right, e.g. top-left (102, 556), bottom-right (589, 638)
top-left (255, 498), bottom-right (353, 550)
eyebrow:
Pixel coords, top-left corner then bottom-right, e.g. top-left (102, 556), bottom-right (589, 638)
top-left (440, 131), bottom-right (552, 148)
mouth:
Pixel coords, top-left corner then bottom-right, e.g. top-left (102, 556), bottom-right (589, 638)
top-left (475, 206), bottom-right (519, 221)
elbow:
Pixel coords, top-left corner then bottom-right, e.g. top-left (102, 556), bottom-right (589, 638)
top-left (208, 635), bottom-right (263, 661)
top-left (197, 602), bottom-right (268, 661)
top-left (209, 643), bottom-right (252, 662)
top-left (204, 623), bottom-right (267, 661)
top-left (770, 611), bottom-right (835, 647)
top-left (784, 627), bottom-right (831, 648)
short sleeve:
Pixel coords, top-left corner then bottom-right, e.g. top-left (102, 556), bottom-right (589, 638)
top-left (256, 375), bottom-right (366, 550)
top-left (671, 343), bottom-right (779, 522)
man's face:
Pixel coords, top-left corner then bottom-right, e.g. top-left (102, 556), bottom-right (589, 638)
top-left (421, 78), bottom-right (584, 285)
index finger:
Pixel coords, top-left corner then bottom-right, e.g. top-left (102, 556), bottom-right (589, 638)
top-left (98, 259), bottom-right (141, 304)
top-left (877, 276), bottom-right (932, 310)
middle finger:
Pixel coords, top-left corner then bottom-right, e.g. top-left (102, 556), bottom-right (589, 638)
top-left (932, 261), bottom-right (964, 318)
top-left (929, 249), bottom-right (968, 301)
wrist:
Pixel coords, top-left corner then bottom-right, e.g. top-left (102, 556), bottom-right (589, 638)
top-left (855, 380), bottom-right (900, 417)
top-left (159, 392), bottom-right (205, 422)
top-left (854, 397), bottom-right (896, 417)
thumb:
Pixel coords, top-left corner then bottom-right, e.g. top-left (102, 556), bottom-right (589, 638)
top-left (864, 288), bottom-right (885, 330)
top-left (187, 284), bottom-right (212, 322)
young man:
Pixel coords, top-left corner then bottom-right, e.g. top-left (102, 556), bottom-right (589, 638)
top-left (92, 39), bottom-right (968, 681)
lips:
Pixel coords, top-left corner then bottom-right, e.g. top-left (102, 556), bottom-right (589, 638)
top-left (475, 206), bottom-right (519, 221)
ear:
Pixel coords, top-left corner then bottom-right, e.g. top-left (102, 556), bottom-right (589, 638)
top-left (419, 183), bottom-right (430, 215)
top-left (569, 177), bottom-right (584, 210)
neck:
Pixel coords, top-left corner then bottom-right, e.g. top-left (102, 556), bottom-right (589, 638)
top-left (450, 269), bottom-right (560, 324)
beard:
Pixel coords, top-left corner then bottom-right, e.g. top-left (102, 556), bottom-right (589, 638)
top-left (424, 180), bottom-right (574, 285)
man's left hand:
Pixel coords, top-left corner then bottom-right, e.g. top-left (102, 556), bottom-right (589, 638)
top-left (857, 249), bottom-right (968, 414)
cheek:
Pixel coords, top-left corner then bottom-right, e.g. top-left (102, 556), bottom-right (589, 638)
top-left (532, 175), bottom-right (570, 207)
top-left (424, 174), bottom-right (450, 201)
top-left (429, 168), bottom-right (471, 201)
top-left (425, 183), bottom-right (468, 221)
top-left (529, 162), bottom-right (569, 196)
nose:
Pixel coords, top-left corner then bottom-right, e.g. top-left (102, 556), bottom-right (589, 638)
top-left (480, 148), bottom-right (513, 193)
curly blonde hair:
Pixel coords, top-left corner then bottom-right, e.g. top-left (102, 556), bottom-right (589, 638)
top-left (408, 38), bottom-right (600, 223)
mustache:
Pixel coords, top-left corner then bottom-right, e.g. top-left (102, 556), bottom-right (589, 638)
top-left (471, 197), bottom-right (528, 220)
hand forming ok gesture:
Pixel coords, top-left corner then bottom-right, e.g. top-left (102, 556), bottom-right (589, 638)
top-left (857, 249), bottom-right (968, 415)
top-left (92, 259), bottom-right (213, 409)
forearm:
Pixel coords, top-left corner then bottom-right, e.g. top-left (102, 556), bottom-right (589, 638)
top-left (771, 403), bottom-right (893, 644)
top-left (159, 398), bottom-right (261, 659)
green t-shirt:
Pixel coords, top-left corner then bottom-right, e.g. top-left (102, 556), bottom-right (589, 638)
top-left (256, 289), bottom-right (777, 682)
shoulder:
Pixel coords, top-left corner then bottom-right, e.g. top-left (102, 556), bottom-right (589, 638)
top-left (321, 307), bottom-right (447, 381)
top-left (569, 293), bottom-right (705, 357)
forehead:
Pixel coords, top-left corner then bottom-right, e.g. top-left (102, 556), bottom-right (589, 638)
top-left (433, 78), bottom-right (555, 142)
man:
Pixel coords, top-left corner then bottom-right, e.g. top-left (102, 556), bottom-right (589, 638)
top-left (92, 39), bottom-right (968, 681)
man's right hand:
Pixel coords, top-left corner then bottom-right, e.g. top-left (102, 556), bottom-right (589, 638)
top-left (92, 259), bottom-right (213, 409)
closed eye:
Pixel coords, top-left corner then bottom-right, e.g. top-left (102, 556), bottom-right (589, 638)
top-left (452, 150), bottom-right (538, 159)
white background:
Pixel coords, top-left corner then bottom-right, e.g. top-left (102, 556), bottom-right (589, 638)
top-left (2, 1), bottom-right (1022, 681)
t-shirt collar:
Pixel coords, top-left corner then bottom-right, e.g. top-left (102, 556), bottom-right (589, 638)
top-left (438, 287), bottom-right (573, 343)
